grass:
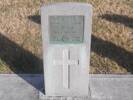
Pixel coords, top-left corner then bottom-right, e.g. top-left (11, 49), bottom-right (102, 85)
top-left (0, 0), bottom-right (132, 74)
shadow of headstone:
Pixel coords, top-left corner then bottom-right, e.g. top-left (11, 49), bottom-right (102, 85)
top-left (0, 33), bottom-right (44, 93)
top-left (99, 14), bottom-right (133, 28)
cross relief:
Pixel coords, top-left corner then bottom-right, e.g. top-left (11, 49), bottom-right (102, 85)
top-left (53, 49), bottom-right (79, 89)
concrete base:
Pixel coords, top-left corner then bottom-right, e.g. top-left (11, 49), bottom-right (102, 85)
top-left (0, 74), bottom-right (43, 100)
top-left (0, 74), bottom-right (133, 100)
top-left (90, 75), bottom-right (133, 100)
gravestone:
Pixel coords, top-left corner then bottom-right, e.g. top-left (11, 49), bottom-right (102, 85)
top-left (41, 3), bottom-right (92, 97)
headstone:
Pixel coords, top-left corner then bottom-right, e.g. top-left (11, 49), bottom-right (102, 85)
top-left (41, 3), bottom-right (92, 96)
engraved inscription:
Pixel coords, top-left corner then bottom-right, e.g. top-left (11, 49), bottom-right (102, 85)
top-left (49, 16), bottom-right (84, 43)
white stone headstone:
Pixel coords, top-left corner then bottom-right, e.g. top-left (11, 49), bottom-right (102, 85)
top-left (41, 3), bottom-right (92, 96)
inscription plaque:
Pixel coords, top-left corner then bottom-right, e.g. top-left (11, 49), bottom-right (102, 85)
top-left (49, 16), bottom-right (84, 43)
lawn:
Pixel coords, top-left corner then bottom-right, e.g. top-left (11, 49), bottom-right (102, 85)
top-left (0, 0), bottom-right (132, 74)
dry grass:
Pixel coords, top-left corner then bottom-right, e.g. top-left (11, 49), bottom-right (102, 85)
top-left (89, 0), bottom-right (133, 74)
top-left (0, 0), bottom-right (132, 74)
top-left (0, 0), bottom-right (42, 73)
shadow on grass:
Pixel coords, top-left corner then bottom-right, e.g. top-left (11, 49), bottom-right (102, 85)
top-left (0, 34), bottom-right (44, 93)
top-left (91, 35), bottom-right (133, 74)
top-left (28, 15), bottom-right (133, 74)
top-left (0, 34), bottom-right (43, 74)
top-left (99, 14), bottom-right (133, 28)
top-left (28, 15), bottom-right (41, 24)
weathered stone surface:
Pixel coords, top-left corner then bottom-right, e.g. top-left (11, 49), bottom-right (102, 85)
top-left (90, 75), bottom-right (133, 100)
top-left (0, 74), bottom-right (133, 100)
top-left (0, 74), bottom-right (43, 100)
top-left (41, 3), bottom-right (92, 96)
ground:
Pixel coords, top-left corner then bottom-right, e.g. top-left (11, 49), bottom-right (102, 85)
top-left (0, 0), bottom-right (132, 74)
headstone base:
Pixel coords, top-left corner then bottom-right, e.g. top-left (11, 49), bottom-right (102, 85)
top-left (39, 92), bottom-right (91, 100)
